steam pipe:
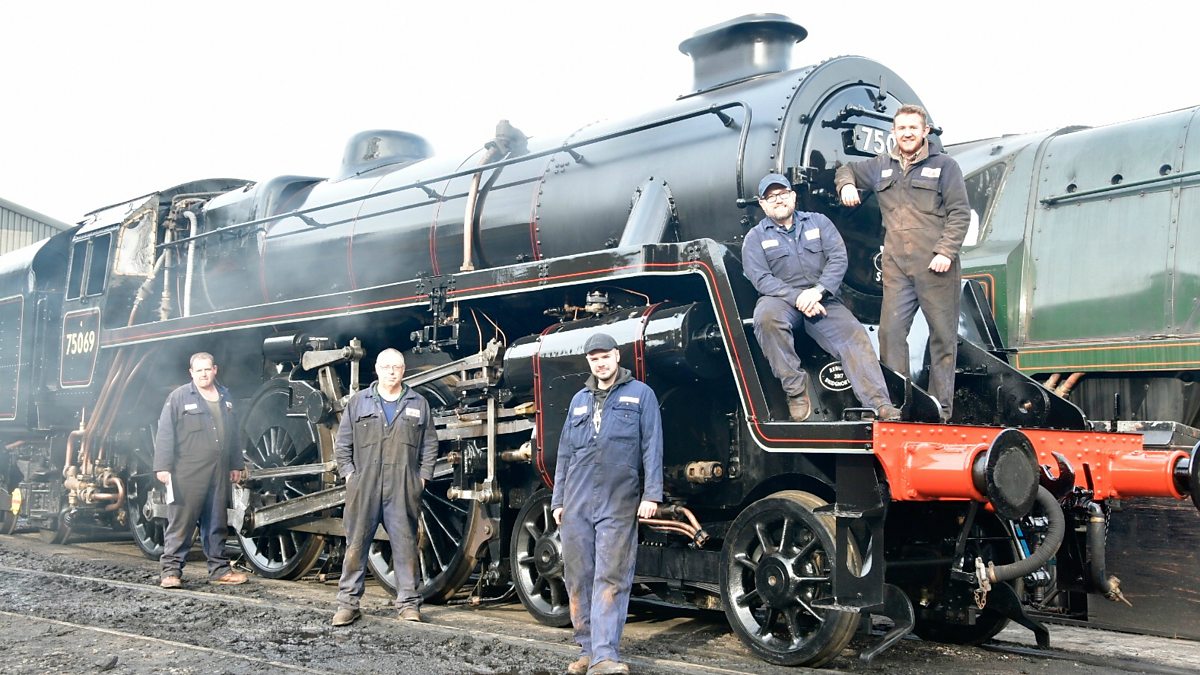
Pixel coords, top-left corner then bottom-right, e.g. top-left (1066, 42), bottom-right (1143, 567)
top-left (159, 228), bottom-right (174, 321)
top-left (62, 430), bottom-right (84, 479)
top-left (985, 487), bottom-right (1064, 583)
top-left (182, 210), bottom-right (198, 317)
top-left (460, 143), bottom-right (506, 272)
top-left (1085, 501), bottom-right (1129, 604)
top-left (100, 474), bottom-right (127, 512)
top-left (95, 349), bottom-right (155, 464)
top-left (1054, 372), bottom-right (1084, 398)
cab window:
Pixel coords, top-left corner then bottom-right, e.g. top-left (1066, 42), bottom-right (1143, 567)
top-left (65, 233), bottom-right (113, 300)
top-left (962, 161), bottom-right (1007, 246)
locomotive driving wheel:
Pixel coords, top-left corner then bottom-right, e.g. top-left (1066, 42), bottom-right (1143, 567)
top-left (509, 489), bottom-right (570, 627)
top-left (720, 490), bottom-right (859, 667)
top-left (124, 429), bottom-right (165, 558)
top-left (125, 474), bottom-right (165, 558)
top-left (236, 380), bottom-right (326, 579)
top-left (364, 470), bottom-right (488, 603)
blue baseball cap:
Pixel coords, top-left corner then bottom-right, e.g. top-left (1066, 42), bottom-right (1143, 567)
top-left (757, 173), bottom-right (791, 198)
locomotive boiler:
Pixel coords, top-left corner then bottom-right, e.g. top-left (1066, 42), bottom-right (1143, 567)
top-left (2, 13), bottom-right (1199, 667)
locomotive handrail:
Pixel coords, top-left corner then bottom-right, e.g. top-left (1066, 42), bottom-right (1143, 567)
top-left (159, 101), bottom-right (754, 250)
top-left (1040, 167), bottom-right (1200, 206)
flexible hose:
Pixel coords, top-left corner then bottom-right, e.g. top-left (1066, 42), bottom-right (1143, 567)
top-left (987, 486), bottom-right (1064, 583)
top-left (1085, 501), bottom-right (1130, 604)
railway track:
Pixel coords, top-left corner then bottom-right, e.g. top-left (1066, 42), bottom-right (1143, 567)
top-left (1, 533), bottom-right (1196, 674)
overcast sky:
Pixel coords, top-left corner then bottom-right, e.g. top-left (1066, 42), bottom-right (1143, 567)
top-left (3, 1), bottom-right (1195, 223)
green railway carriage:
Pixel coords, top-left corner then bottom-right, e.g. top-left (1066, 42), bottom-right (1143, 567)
top-left (955, 106), bottom-right (1200, 428)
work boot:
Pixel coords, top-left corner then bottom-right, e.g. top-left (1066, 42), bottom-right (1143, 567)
top-left (787, 391), bottom-right (812, 422)
top-left (566, 656), bottom-right (590, 675)
top-left (877, 404), bottom-right (902, 421)
top-left (159, 575), bottom-right (181, 589)
top-left (398, 607), bottom-right (422, 622)
top-left (331, 608), bottom-right (361, 626)
top-left (211, 570), bottom-right (248, 585)
top-left (587, 660), bottom-right (629, 675)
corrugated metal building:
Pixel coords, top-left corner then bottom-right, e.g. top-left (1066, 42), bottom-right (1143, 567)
top-left (1, 196), bottom-right (71, 254)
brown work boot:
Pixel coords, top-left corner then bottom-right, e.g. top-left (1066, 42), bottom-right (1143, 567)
top-left (877, 404), bottom-right (902, 421)
top-left (566, 655), bottom-right (590, 675)
top-left (159, 575), bottom-right (181, 589)
top-left (587, 660), bottom-right (629, 675)
top-left (331, 608), bottom-right (361, 626)
top-left (398, 607), bottom-right (422, 622)
top-left (787, 391), bottom-right (812, 422)
top-left (211, 570), bottom-right (248, 585)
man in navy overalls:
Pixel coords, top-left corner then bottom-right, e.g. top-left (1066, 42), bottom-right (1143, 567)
top-left (552, 332), bottom-right (663, 675)
top-left (332, 348), bottom-right (438, 626)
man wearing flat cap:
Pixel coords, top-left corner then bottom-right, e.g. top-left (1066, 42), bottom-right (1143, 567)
top-left (742, 172), bottom-right (900, 422)
top-left (552, 332), bottom-right (663, 675)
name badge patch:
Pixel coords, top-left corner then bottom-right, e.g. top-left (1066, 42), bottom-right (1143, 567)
top-left (573, 405), bottom-right (588, 416)
top-left (404, 407), bottom-right (421, 418)
top-left (618, 396), bottom-right (640, 404)
top-left (184, 403), bottom-right (198, 411)
top-left (761, 239), bottom-right (780, 249)
top-left (921, 166), bottom-right (942, 178)
top-left (881, 168), bottom-right (893, 178)
top-left (804, 228), bottom-right (820, 241)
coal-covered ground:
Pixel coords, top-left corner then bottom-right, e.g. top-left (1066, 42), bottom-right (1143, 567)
top-left (0, 531), bottom-right (1197, 674)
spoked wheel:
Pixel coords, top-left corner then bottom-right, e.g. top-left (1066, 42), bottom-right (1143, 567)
top-left (365, 471), bottom-right (489, 603)
top-left (510, 489), bottom-right (570, 626)
top-left (125, 475), bottom-right (165, 558)
top-left (236, 381), bottom-right (326, 579)
top-left (39, 499), bottom-right (72, 545)
top-left (720, 490), bottom-right (859, 667)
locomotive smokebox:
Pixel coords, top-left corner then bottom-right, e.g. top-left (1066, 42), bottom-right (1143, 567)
top-left (679, 13), bottom-right (807, 94)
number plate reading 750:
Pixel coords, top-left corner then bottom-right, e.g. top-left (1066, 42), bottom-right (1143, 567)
top-left (852, 124), bottom-right (895, 156)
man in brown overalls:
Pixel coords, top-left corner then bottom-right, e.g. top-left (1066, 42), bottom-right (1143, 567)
top-left (835, 104), bottom-right (970, 420)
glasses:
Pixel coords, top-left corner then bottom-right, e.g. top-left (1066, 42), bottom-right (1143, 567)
top-left (761, 190), bottom-right (793, 203)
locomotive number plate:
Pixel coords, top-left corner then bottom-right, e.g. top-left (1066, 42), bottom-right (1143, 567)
top-left (60, 308), bottom-right (101, 388)
top-left (851, 124), bottom-right (895, 156)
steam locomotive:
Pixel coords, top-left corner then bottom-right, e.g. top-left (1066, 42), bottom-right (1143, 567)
top-left (2, 14), bottom-right (1198, 667)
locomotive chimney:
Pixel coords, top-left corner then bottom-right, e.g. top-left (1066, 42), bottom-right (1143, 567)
top-left (678, 13), bottom-right (807, 94)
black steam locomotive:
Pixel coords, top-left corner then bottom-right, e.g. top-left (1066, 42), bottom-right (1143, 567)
top-left (2, 14), bottom-right (1198, 667)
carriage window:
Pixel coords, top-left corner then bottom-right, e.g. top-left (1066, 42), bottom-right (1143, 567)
top-left (66, 240), bottom-right (88, 300)
top-left (962, 161), bottom-right (1007, 247)
top-left (84, 234), bottom-right (112, 297)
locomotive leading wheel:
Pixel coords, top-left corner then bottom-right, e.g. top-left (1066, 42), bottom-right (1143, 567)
top-left (236, 381), bottom-right (326, 579)
top-left (364, 470), bottom-right (487, 603)
top-left (902, 509), bottom-right (1017, 645)
top-left (720, 490), bottom-right (859, 667)
top-left (510, 489), bottom-right (571, 627)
